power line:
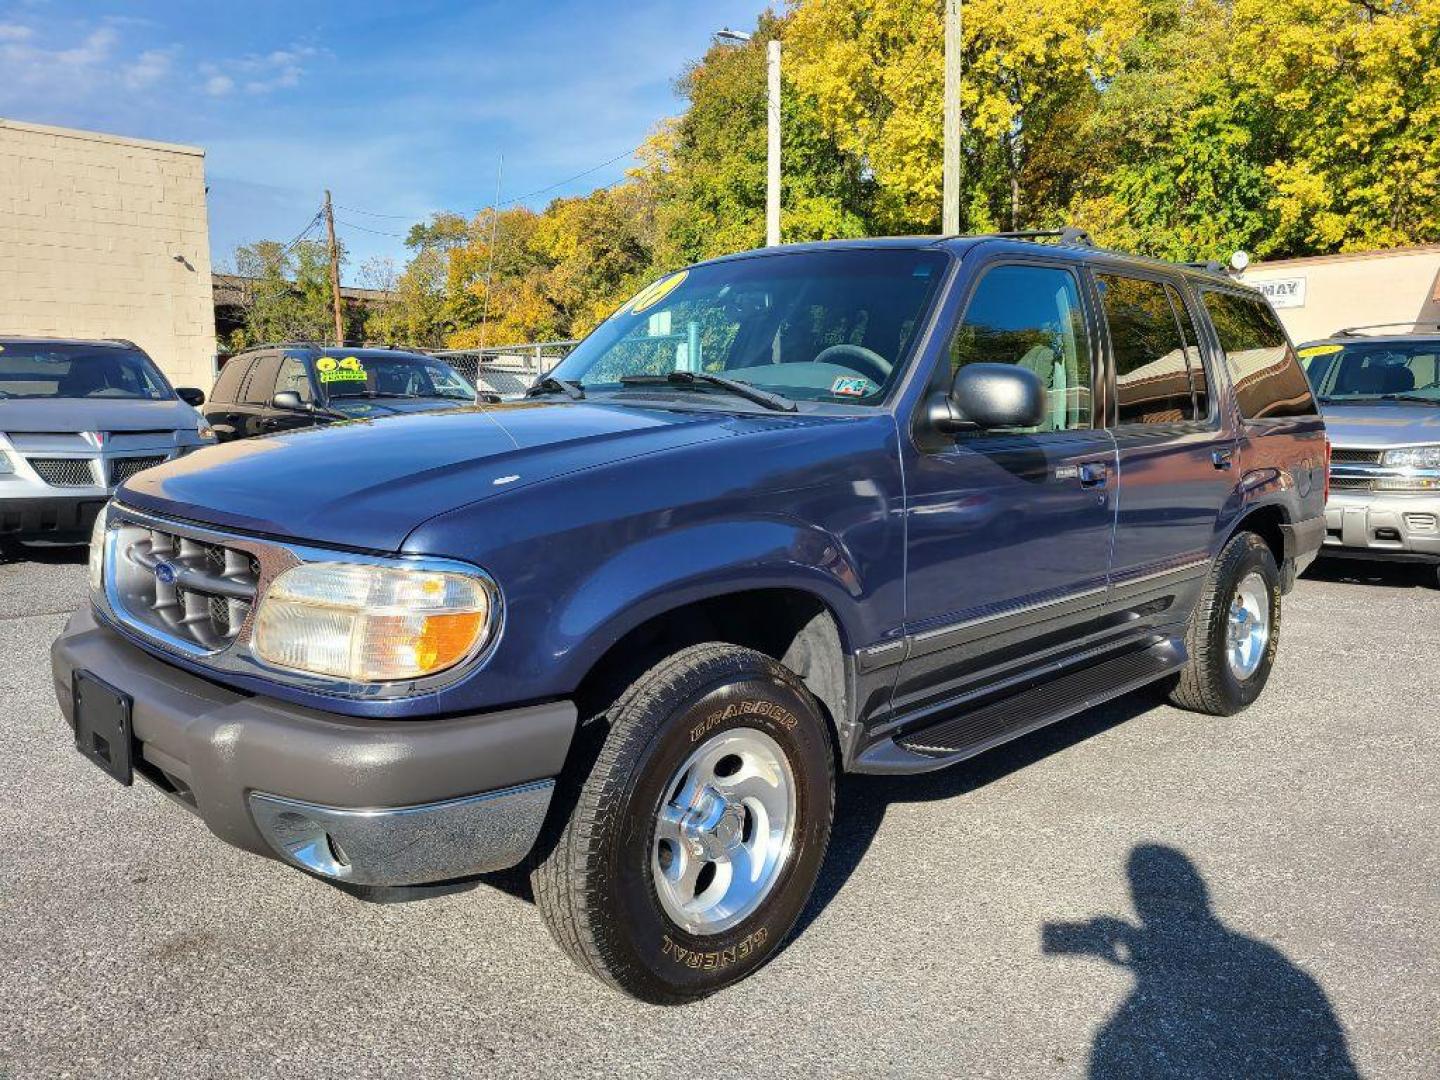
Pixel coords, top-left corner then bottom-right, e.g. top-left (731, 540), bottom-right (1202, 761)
top-left (335, 202), bottom-right (418, 220)
top-left (336, 218), bottom-right (409, 239)
top-left (280, 210), bottom-right (324, 253)
top-left (484, 145), bottom-right (642, 211)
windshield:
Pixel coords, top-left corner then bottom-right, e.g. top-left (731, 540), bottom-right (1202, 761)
top-left (1299, 340), bottom-right (1440, 403)
top-left (0, 343), bottom-right (173, 401)
top-left (548, 249), bottom-right (949, 406)
top-left (317, 354), bottom-right (475, 400)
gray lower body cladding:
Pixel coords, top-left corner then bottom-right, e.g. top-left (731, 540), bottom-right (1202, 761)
top-left (51, 606), bottom-right (577, 884)
top-left (1, 496), bottom-right (107, 539)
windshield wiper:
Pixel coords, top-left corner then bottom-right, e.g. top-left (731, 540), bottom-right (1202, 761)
top-left (1322, 393), bottom-right (1440, 406)
top-left (618, 371), bottom-right (797, 412)
top-left (526, 375), bottom-right (585, 401)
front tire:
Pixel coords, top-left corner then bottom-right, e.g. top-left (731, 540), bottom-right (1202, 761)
top-left (1169, 531), bottom-right (1282, 716)
top-left (531, 643), bottom-right (835, 1004)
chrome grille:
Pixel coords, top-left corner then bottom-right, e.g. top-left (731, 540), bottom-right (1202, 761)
top-left (110, 524), bottom-right (261, 652)
top-left (1330, 447), bottom-right (1383, 464)
top-left (29, 458), bottom-right (96, 487)
top-left (110, 455), bottom-right (168, 486)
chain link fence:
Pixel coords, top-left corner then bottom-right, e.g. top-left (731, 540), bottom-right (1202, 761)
top-left (433, 341), bottom-right (577, 398)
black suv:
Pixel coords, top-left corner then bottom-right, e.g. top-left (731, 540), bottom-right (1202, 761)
top-left (56, 234), bottom-right (1327, 1003)
top-left (205, 345), bottom-right (476, 441)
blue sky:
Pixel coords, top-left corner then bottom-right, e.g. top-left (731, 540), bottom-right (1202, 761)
top-left (0, 1), bottom-right (768, 282)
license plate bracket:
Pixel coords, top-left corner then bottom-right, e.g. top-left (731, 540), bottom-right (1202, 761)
top-left (73, 670), bottom-right (134, 786)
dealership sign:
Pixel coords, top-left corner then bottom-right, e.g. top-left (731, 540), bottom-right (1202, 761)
top-left (1256, 277), bottom-right (1307, 308)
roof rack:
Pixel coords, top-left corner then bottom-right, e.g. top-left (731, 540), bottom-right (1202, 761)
top-left (232, 340), bottom-right (417, 353)
top-left (984, 227), bottom-right (1094, 247)
top-left (1183, 260), bottom-right (1230, 276)
top-left (1334, 322), bottom-right (1440, 337)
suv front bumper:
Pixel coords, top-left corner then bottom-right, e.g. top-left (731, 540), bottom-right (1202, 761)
top-left (1321, 491), bottom-right (1440, 563)
top-left (51, 606), bottom-right (576, 886)
top-left (1, 495), bottom-right (108, 541)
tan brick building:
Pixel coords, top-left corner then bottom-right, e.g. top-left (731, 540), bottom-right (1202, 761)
top-left (0, 118), bottom-right (217, 389)
top-left (1239, 244), bottom-right (1440, 344)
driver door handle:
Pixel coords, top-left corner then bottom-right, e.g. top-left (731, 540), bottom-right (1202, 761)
top-left (1079, 461), bottom-right (1109, 488)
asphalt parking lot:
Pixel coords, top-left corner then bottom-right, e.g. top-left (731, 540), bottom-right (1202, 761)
top-left (2, 547), bottom-right (1437, 1079)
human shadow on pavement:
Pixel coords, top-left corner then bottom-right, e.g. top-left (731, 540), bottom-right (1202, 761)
top-left (1042, 844), bottom-right (1359, 1079)
top-left (791, 688), bottom-right (1161, 938)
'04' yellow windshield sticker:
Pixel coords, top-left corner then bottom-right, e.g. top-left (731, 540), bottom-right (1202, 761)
top-left (627, 270), bottom-right (688, 315)
top-left (1297, 344), bottom-right (1343, 358)
top-left (316, 355), bottom-right (367, 384)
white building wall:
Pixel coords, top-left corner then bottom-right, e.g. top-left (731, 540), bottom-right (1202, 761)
top-left (1239, 245), bottom-right (1440, 344)
top-left (0, 119), bottom-right (217, 389)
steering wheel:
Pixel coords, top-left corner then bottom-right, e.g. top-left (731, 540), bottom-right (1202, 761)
top-left (813, 343), bottom-right (892, 383)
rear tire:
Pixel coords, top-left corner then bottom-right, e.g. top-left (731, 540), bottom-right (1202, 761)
top-left (1169, 532), bottom-right (1282, 716)
top-left (531, 643), bottom-right (835, 1004)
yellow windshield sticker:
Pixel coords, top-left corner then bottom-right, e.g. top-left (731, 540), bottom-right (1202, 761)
top-left (1297, 344), bottom-right (1343, 358)
top-left (628, 270), bottom-right (688, 315)
top-left (316, 355), bottom-right (367, 384)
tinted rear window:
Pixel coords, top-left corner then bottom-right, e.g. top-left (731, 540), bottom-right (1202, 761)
top-left (1097, 273), bottom-right (1205, 425)
top-left (212, 356), bottom-right (251, 402)
top-left (1201, 291), bottom-right (1318, 419)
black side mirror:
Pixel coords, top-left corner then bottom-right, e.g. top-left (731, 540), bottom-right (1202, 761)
top-left (271, 390), bottom-right (308, 412)
top-left (176, 387), bottom-right (205, 407)
top-left (928, 363), bottom-right (1046, 433)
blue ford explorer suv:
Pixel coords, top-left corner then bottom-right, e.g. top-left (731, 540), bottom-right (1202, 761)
top-left (52, 233), bottom-right (1326, 1003)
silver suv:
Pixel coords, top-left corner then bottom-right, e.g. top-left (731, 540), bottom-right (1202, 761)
top-left (0, 338), bottom-right (216, 545)
top-left (1300, 327), bottom-right (1440, 585)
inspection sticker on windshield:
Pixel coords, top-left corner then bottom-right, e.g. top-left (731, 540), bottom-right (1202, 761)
top-left (316, 355), bottom-right (367, 384)
top-left (628, 270), bottom-right (688, 315)
top-left (831, 375), bottom-right (876, 397)
top-left (1297, 344), bottom-right (1343, 358)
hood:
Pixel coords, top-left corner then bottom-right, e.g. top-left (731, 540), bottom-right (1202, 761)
top-left (119, 400), bottom-right (747, 551)
top-left (1319, 400), bottom-right (1440, 449)
top-left (0, 397), bottom-right (202, 435)
top-left (325, 396), bottom-right (469, 420)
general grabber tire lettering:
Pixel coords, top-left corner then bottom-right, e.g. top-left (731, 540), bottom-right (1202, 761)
top-left (530, 643), bottom-right (835, 1004)
top-left (1168, 531), bottom-right (1282, 716)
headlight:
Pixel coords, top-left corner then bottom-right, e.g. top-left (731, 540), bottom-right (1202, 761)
top-left (0, 451), bottom-right (13, 475)
top-left (88, 505), bottom-right (109, 592)
top-left (1384, 445), bottom-right (1440, 469)
top-left (253, 562), bottom-right (495, 682)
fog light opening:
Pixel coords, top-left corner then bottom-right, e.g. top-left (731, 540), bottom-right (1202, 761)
top-left (326, 833), bottom-right (351, 869)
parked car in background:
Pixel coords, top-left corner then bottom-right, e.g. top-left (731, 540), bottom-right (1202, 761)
top-left (54, 233), bottom-right (1326, 1003)
top-left (0, 338), bottom-right (215, 545)
top-left (1298, 326), bottom-right (1440, 585)
top-left (206, 345), bottom-right (477, 441)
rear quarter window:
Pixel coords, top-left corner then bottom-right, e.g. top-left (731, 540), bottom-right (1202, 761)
top-left (1201, 290), bottom-right (1318, 419)
top-left (211, 356), bottom-right (251, 403)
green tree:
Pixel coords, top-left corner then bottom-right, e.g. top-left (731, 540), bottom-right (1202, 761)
top-left (229, 238), bottom-right (349, 349)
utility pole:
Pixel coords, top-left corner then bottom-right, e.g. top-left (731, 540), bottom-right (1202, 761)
top-left (766, 38), bottom-right (782, 247)
top-left (323, 190), bottom-right (344, 346)
top-left (942, 0), bottom-right (963, 235)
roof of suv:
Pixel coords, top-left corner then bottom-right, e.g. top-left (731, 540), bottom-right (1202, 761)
top-left (697, 234), bottom-right (1255, 291)
top-left (231, 345), bottom-right (438, 362)
top-left (0, 336), bottom-right (142, 349)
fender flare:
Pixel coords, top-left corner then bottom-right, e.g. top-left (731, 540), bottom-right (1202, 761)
top-left (545, 515), bottom-right (865, 691)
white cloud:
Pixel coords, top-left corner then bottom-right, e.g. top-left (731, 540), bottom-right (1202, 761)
top-left (0, 23), bottom-right (34, 42)
top-left (204, 73), bottom-right (235, 97)
top-left (201, 44), bottom-right (320, 97)
top-left (123, 47), bottom-right (173, 90)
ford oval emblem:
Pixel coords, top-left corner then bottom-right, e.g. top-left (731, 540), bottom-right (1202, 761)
top-left (154, 561), bottom-right (178, 586)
